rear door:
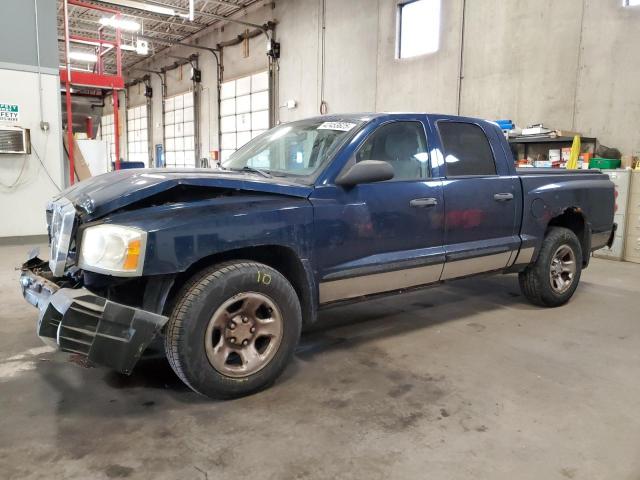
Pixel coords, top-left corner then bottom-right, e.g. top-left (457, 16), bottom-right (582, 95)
top-left (432, 118), bottom-right (520, 279)
top-left (310, 117), bottom-right (445, 304)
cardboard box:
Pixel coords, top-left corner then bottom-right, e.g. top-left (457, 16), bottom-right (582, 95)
top-left (63, 132), bottom-right (92, 181)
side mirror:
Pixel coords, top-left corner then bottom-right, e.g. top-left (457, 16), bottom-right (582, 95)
top-left (336, 160), bottom-right (394, 187)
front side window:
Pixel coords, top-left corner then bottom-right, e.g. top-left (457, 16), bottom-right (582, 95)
top-left (356, 121), bottom-right (429, 180)
top-left (397, 0), bottom-right (441, 59)
top-left (438, 122), bottom-right (497, 177)
top-left (222, 119), bottom-right (362, 179)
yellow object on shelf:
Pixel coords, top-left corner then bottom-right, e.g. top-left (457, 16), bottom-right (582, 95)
top-left (566, 135), bottom-right (581, 170)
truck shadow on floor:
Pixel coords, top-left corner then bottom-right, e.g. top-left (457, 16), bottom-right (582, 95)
top-left (297, 273), bottom-right (530, 361)
top-left (37, 273), bottom-right (530, 404)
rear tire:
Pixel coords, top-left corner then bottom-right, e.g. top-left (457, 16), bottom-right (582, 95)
top-left (519, 227), bottom-right (582, 307)
top-left (165, 261), bottom-right (302, 399)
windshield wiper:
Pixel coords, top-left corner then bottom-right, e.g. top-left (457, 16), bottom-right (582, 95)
top-left (227, 166), bottom-right (272, 178)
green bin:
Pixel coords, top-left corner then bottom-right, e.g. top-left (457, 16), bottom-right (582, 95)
top-left (589, 158), bottom-right (621, 169)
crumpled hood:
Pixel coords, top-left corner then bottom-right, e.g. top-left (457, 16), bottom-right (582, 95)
top-left (56, 168), bottom-right (313, 220)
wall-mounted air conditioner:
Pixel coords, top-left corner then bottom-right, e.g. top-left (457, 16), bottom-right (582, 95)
top-left (0, 126), bottom-right (31, 154)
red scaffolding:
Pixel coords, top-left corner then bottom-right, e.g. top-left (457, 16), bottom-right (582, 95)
top-left (61, 0), bottom-right (125, 184)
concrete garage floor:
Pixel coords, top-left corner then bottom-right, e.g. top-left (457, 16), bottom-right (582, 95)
top-left (1, 243), bottom-right (639, 480)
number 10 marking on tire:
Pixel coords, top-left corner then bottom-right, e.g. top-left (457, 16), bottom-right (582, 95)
top-left (257, 271), bottom-right (272, 285)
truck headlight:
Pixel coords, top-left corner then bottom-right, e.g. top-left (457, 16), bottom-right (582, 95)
top-left (78, 225), bottom-right (147, 276)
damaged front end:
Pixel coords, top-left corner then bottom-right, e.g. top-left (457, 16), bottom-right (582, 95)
top-left (20, 256), bottom-right (167, 375)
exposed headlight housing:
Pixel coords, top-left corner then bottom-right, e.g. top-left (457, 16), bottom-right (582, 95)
top-left (78, 225), bottom-right (147, 276)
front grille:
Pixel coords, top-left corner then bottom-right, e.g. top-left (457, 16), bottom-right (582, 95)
top-left (48, 198), bottom-right (76, 277)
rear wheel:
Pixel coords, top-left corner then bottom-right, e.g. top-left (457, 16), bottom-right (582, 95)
top-left (165, 261), bottom-right (302, 399)
top-left (519, 227), bottom-right (582, 307)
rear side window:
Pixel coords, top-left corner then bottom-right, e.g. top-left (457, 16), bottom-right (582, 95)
top-left (438, 122), bottom-right (497, 176)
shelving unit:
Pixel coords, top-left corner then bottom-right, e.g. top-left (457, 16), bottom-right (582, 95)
top-left (509, 135), bottom-right (597, 167)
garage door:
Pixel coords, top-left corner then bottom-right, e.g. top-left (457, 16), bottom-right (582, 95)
top-left (164, 91), bottom-right (196, 168)
top-left (220, 71), bottom-right (270, 162)
top-left (127, 104), bottom-right (149, 165)
top-left (101, 113), bottom-right (117, 165)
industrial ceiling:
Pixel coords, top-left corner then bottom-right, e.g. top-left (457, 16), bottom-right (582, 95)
top-left (57, 0), bottom-right (261, 73)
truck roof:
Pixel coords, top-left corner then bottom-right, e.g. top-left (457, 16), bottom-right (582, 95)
top-left (295, 112), bottom-right (494, 126)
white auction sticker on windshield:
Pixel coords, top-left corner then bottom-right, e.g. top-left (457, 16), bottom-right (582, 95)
top-left (318, 121), bottom-right (357, 132)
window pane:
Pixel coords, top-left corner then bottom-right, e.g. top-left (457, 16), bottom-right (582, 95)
top-left (251, 91), bottom-right (269, 111)
top-left (251, 110), bottom-right (269, 131)
top-left (184, 121), bottom-right (194, 136)
top-left (220, 80), bottom-right (235, 100)
top-left (237, 113), bottom-right (251, 132)
top-left (356, 121), bottom-right (429, 180)
top-left (398, 0), bottom-right (441, 58)
top-left (221, 116), bottom-right (236, 133)
top-left (438, 122), bottom-right (496, 176)
top-left (237, 131), bottom-right (252, 149)
top-left (165, 97), bottom-right (174, 111)
top-left (174, 95), bottom-right (183, 109)
top-left (220, 98), bottom-right (235, 116)
top-left (236, 94), bottom-right (251, 114)
top-left (175, 109), bottom-right (184, 124)
top-left (221, 133), bottom-right (236, 150)
top-left (183, 93), bottom-right (193, 108)
top-left (236, 76), bottom-right (251, 96)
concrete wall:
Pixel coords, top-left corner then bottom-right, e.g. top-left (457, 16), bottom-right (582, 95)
top-left (0, 0), bottom-right (64, 237)
top-left (122, 0), bottom-right (640, 164)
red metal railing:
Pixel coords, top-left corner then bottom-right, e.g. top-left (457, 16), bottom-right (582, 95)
top-left (62, 0), bottom-right (124, 184)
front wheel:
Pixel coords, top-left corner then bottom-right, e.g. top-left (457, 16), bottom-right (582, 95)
top-left (519, 227), bottom-right (583, 307)
top-left (165, 261), bottom-right (302, 399)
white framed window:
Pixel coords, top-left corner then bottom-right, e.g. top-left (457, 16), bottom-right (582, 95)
top-left (624, 0), bottom-right (640, 6)
top-left (101, 113), bottom-right (117, 165)
top-left (127, 104), bottom-right (149, 165)
top-left (397, 0), bottom-right (441, 59)
top-left (164, 91), bottom-right (196, 168)
top-left (220, 71), bottom-right (270, 162)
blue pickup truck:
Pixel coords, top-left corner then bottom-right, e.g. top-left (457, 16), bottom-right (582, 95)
top-left (20, 113), bottom-right (615, 399)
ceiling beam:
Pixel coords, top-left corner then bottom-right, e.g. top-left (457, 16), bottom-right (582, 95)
top-left (61, 15), bottom-right (199, 37)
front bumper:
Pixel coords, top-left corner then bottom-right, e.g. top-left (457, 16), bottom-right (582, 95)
top-left (20, 258), bottom-right (168, 374)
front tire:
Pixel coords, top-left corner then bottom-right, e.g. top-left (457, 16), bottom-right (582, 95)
top-left (519, 227), bottom-right (582, 307)
top-left (165, 261), bottom-right (302, 399)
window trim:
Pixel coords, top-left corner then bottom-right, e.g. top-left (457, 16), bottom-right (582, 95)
top-left (435, 120), bottom-right (500, 179)
top-left (396, 0), bottom-right (441, 60)
top-left (343, 119), bottom-right (433, 183)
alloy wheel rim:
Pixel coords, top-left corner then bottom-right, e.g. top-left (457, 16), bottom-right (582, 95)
top-left (549, 244), bottom-right (576, 294)
top-left (204, 292), bottom-right (283, 378)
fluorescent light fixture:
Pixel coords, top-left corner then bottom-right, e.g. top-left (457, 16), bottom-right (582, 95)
top-left (99, 16), bottom-right (141, 32)
top-left (69, 51), bottom-right (98, 63)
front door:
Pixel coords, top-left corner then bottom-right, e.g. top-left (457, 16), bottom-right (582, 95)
top-left (311, 118), bottom-right (445, 304)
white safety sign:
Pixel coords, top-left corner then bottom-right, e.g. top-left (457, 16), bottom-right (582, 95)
top-left (0, 103), bottom-right (19, 123)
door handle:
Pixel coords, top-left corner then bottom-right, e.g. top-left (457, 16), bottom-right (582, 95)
top-left (493, 193), bottom-right (514, 202)
top-left (410, 197), bottom-right (438, 208)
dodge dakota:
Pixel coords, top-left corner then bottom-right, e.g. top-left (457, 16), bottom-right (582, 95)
top-left (20, 113), bottom-right (616, 399)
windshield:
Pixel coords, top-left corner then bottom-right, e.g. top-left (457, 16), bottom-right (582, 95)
top-left (221, 119), bottom-right (362, 179)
